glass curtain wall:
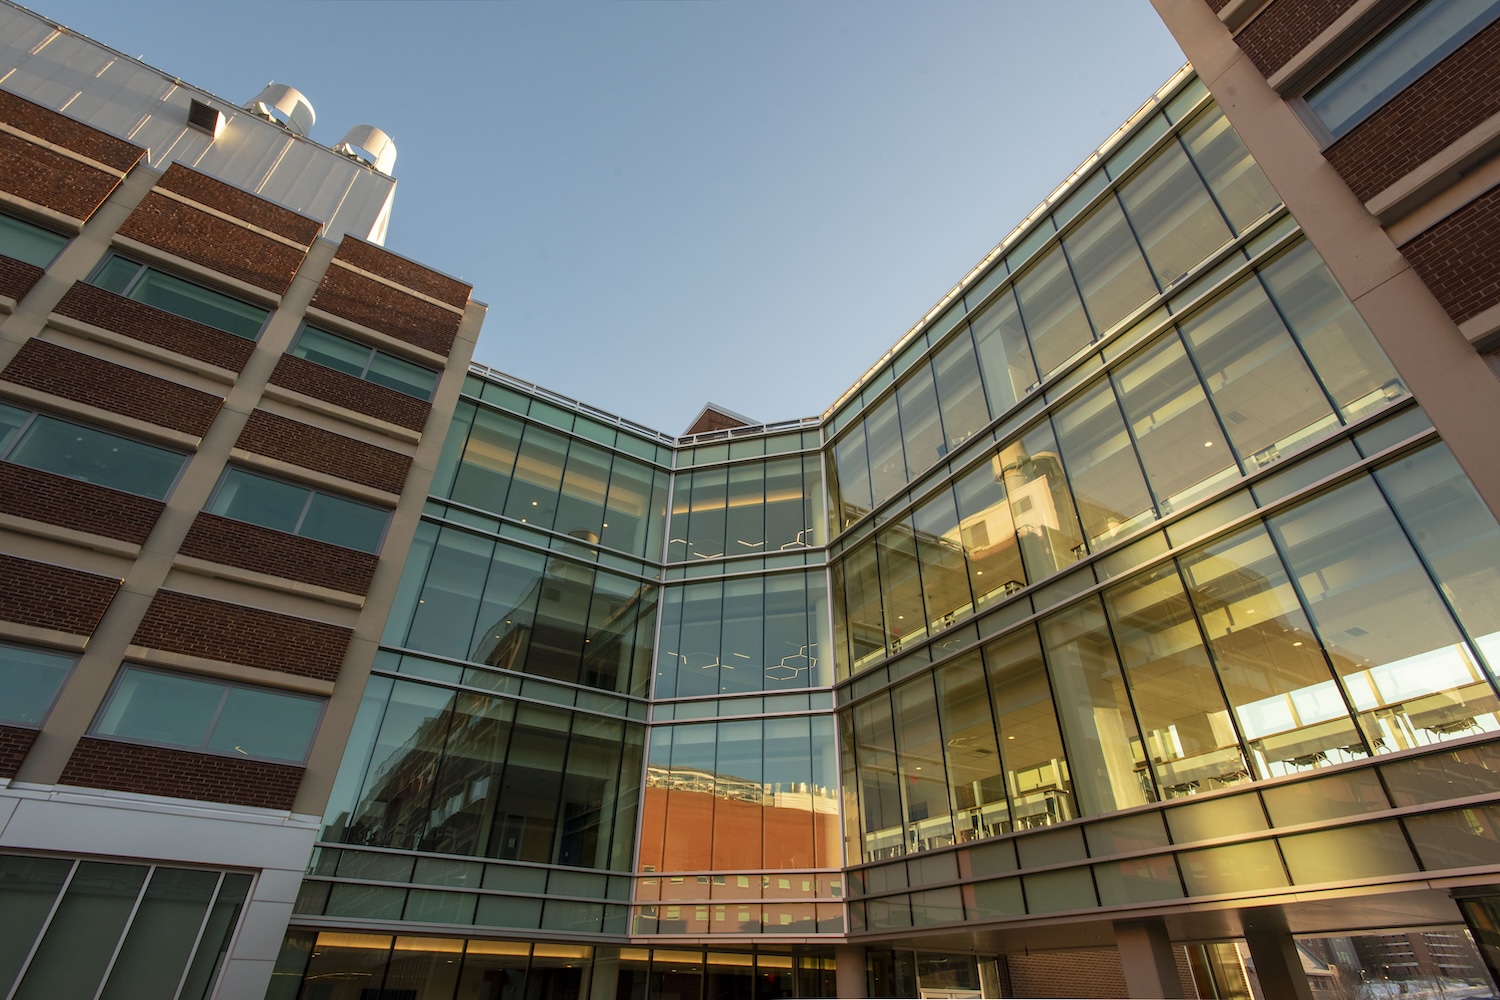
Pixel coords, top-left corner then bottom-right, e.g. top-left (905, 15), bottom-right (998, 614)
top-left (842, 436), bottom-right (1500, 861)
top-left (828, 103), bottom-right (1281, 533)
top-left (830, 240), bottom-right (1403, 679)
top-left (0, 854), bottom-right (251, 1000)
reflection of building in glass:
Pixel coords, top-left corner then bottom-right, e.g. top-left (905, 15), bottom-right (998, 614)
top-left (12, 2), bottom-right (1500, 998)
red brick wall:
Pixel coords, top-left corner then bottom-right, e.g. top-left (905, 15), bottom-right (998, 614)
top-left (1400, 184), bottom-right (1500, 324)
top-left (155, 163), bottom-right (322, 245)
top-left (0, 554), bottom-right (119, 634)
top-left (0, 130), bottom-right (124, 222)
top-left (117, 192), bottom-right (309, 295)
top-left (180, 513), bottom-right (379, 594)
top-left (0, 90), bottom-right (144, 172)
top-left (236, 409), bottom-right (412, 493)
top-left (133, 590), bottom-right (352, 681)
top-left (0, 255), bottom-right (45, 301)
top-left (0, 725), bottom-right (39, 779)
top-left (60, 737), bottom-right (303, 810)
top-left (1209, 0), bottom-right (1233, 12)
top-left (1324, 20), bottom-right (1500, 200)
top-left (686, 408), bottom-right (752, 434)
top-left (310, 266), bottom-right (461, 356)
top-left (1235, 0), bottom-right (1361, 75)
top-left (0, 462), bottom-right (166, 543)
top-left (332, 236), bottom-right (471, 309)
top-left (54, 282), bottom-right (256, 372)
top-left (1008, 949), bottom-right (1130, 999)
top-left (268, 353), bottom-right (432, 432)
top-left (2, 340), bottom-right (223, 436)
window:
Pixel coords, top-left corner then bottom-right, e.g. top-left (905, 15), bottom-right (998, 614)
top-left (89, 254), bottom-right (269, 339)
top-left (93, 666), bottom-right (323, 763)
top-left (290, 324), bottom-right (439, 400)
top-left (0, 213), bottom-right (68, 268)
top-left (0, 642), bottom-right (74, 726)
top-left (206, 467), bottom-right (390, 552)
top-left (1305, 0), bottom-right (1500, 139)
top-left (0, 402), bottom-right (186, 499)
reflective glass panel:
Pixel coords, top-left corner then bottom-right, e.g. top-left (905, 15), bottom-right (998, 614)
top-left (7, 414), bottom-right (184, 499)
top-left (367, 351), bottom-right (439, 401)
top-left (970, 288), bottom-right (1038, 414)
top-left (0, 642), bottom-right (74, 726)
top-left (1051, 381), bottom-right (1156, 547)
top-left (833, 424), bottom-right (873, 529)
top-left (843, 541), bottom-right (886, 673)
top-left (865, 395), bottom-right (907, 507)
top-left (1179, 106), bottom-right (1280, 233)
top-left (953, 457), bottom-right (1026, 609)
top-left (1040, 599), bottom-right (1155, 814)
top-left (124, 264), bottom-right (267, 339)
top-left (1064, 195), bottom-right (1158, 336)
top-left (1377, 443), bottom-right (1500, 673)
top-left (1105, 564), bottom-right (1249, 798)
top-left (1112, 332), bottom-right (1238, 513)
top-left (913, 489), bottom-right (974, 632)
top-left (877, 518), bottom-right (927, 656)
top-left (447, 407), bottom-right (524, 511)
top-left (503, 424), bottom-right (570, 529)
top-left (0, 213), bottom-right (67, 267)
top-left (1118, 141), bottom-right (1234, 287)
top-left (1178, 277), bottom-right (1339, 469)
top-left (1268, 476), bottom-right (1500, 750)
top-left (1179, 523), bottom-right (1364, 776)
top-left (854, 695), bottom-right (905, 860)
top-left (1013, 245), bottom-right (1094, 378)
top-left (1000, 423), bottom-right (1088, 580)
top-left (983, 628), bottom-right (1075, 828)
top-left (935, 651), bottom-right (1009, 839)
top-left (893, 674), bottom-right (954, 851)
top-left (932, 330), bottom-right (991, 452)
top-left (1260, 242), bottom-right (1404, 422)
top-left (555, 439), bottom-right (613, 541)
top-left (1306, 0), bottom-right (1500, 137)
top-left (898, 364), bottom-right (947, 480)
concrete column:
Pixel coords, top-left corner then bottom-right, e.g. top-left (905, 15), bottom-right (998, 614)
top-left (1115, 919), bottom-right (1186, 998)
top-left (835, 943), bottom-right (866, 999)
top-left (1243, 909), bottom-right (1314, 1000)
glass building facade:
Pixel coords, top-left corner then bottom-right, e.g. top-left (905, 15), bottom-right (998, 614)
top-left (273, 70), bottom-right (1500, 999)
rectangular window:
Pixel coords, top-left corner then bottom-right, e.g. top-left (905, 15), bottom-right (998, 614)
top-left (206, 467), bottom-right (390, 552)
top-left (90, 254), bottom-right (269, 339)
top-left (0, 642), bottom-right (75, 727)
top-left (290, 324), bottom-right (439, 400)
top-left (0, 402), bottom-right (186, 499)
top-left (93, 666), bottom-right (323, 763)
top-left (0, 213), bottom-right (68, 268)
top-left (1306, 0), bottom-right (1500, 139)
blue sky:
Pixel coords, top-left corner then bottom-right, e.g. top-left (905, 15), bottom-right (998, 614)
top-left (34, 1), bottom-right (1186, 435)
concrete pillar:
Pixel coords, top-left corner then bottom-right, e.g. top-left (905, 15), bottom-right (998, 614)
top-left (835, 943), bottom-right (866, 999)
top-left (1115, 918), bottom-right (1186, 998)
top-left (1243, 909), bottom-right (1314, 1000)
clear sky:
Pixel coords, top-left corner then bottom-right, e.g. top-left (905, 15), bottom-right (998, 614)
top-left (32, 1), bottom-right (1187, 435)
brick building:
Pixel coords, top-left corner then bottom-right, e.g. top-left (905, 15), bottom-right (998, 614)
top-left (7, 1), bottom-right (1500, 998)
top-left (0, 5), bottom-right (484, 996)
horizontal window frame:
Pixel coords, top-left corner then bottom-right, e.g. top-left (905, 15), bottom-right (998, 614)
top-left (205, 465), bottom-right (392, 553)
top-left (0, 211), bottom-right (70, 269)
top-left (0, 640), bottom-right (78, 728)
top-left (91, 664), bottom-right (326, 765)
top-left (1301, 0), bottom-right (1500, 142)
top-left (88, 252), bottom-right (271, 341)
top-left (0, 401), bottom-right (189, 501)
top-left (290, 322), bottom-right (440, 401)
